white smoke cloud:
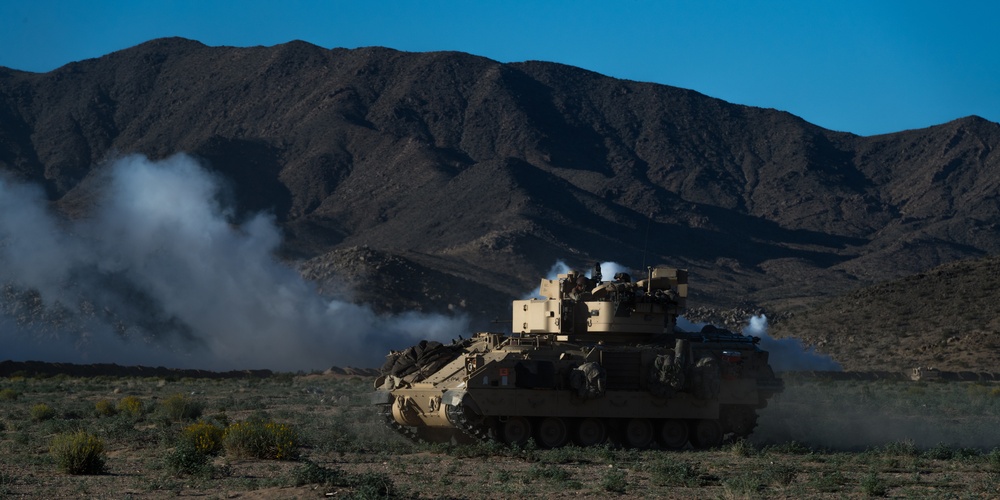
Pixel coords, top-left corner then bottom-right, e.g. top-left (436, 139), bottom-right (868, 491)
top-left (545, 260), bottom-right (571, 278)
top-left (522, 260), bottom-right (632, 299)
top-left (744, 315), bottom-right (842, 371)
top-left (0, 154), bottom-right (468, 371)
top-left (675, 316), bottom-right (707, 332)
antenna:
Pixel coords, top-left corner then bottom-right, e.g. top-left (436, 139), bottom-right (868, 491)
top-left (641, 211), bottom-right (653, 269)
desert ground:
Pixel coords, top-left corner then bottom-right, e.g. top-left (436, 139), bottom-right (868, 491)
top-left (1, 371), bottom-right (999, 499)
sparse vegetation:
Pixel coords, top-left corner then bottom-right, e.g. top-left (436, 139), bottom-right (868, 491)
top-left (601, 468), bottom-right (628, 494)
top-left (860, 470), bottom-right (889, 497)
top-left (526, 463), bottom-right (572, 483)
top-left (0, 373), bottom-right (997, 497)
top-left (291, 459), bottom-right (345, 487)
top-left (648, 460), bottom-right (702, 487)
top-left (0, 470), bottom-right (13, 495)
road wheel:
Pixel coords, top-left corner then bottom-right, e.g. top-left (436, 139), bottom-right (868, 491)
top-left (574, 418), bottom-right (607, 446)
top-left (657, 419), bottom-right (689, 450)
top-left (690, 419), bottom-right (723, 449)
top-left (502, 417), bottom-right (532, 446)
top-left (535, 417), bottom-right (569, 448)
top-left (623, 418), bottom-right (655, 449)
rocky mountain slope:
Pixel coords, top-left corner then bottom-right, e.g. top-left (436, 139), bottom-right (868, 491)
top-left (2, 38), bottom-right (999, 369)
top-left (771, 255), bottom-right (1000, 372)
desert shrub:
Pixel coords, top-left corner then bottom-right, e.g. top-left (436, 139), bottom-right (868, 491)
top-left (987, 448), bottom-right (1000, 471)
top-left (760, 462), bottom-right (797, 487)
top-left (13, 431), bottom-right (29, 446)
top-left (730, 438), bottom-right (757, 457)
top-left (207, 411), bottom-right (230, 429)
top-left (223, 418), bottom-right (300, 460)
top-left (649, 461), bottom-right (702, 487)
top-left (30, 403), bottom-right (56, 422)
top-left (61, 408), bottom-right (85, 420)
top-left (350, 471), bottom-right (398, 499)
top-left (182, 421), bottom-right (224, 455)
top-left (291, 456), bottom-right (398, 495)
top-left (292, 460), bottom-right (346, 487)
top-left (860, 470), bottom-right (888, 497)
top-left (116, 396), bottom-right (144, 418)
top-left (881, 439), bottom-right (918, 457)
top-left (95, 413), bottom-right (145, 444)
top-left (0, 388), bottom-right (20, 401)
top-left (163, 420), bottom-right (225, 476)
top-left (723, 473), bottom-right (765, 497)
top-left (953, 447), bottom-right (981, 460)
top-left (922, 442), bottom-right (956, 460)
top-left (764, 440), bottom-right (812, 455)
top-left (161, 393), bottom-right (203, 422)
top-left (0, 470), bottom-right (12, 495)
top-left (164, 439), bottom-right (212, 477)
top-left (601, 468), bottom-right (628, 494)
top-left (94, 399), bottom-right (117, 417)
top-left (538, 444), bottom-right (590, 464)
top-left (49, 431), bottom-right (106, 475)
top-left (526, 463), bottom-right (570, 482)
top-left (810, 469), bottom-right (847, 492)
top-left (967, 384), bottom-right (993, 399)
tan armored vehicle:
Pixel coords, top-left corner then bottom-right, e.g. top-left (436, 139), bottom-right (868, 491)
top-left (373, 264), bottom-right (783, 449)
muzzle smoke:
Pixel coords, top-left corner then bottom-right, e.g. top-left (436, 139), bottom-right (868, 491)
top-left (0, 154), bottom-right (467, 371)
top-left (523, 260), bottom-right (629, 299)
top-left (744, 315), bottom-right (842, 371)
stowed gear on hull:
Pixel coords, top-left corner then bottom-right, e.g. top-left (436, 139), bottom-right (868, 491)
top-left (373, 264), bottom-right (784, 449)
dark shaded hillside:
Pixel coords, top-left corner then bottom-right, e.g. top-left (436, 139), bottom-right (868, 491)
top-left (771, 255), bottom-right (1000, 372)
top-left (2, 38), bottom-right (1000, 370)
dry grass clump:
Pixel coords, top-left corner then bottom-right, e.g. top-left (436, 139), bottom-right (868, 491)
top-left (223, 418), bottom-right (300, 460)
top-left (30, 403), bottom-right (56, 422)
top-left (160, 393), bottom-right (203, 422)
top-left (94, 399), bottom-right (117, 417)
top-left (116, 396), bottom-right (144, 418)
top-left (182, 421), bottom-right (225, 455)
top-left (0, 388), bottom-right (20, 401)
top-left (49, 431), bottom-right (106, 475)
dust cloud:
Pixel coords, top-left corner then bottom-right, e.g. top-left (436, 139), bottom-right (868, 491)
top-left (746, 315), bottom-right (842, 372)
top-left (753, 377), bottom-right (1000, 451)
top-left (0, 154), bottom-right (467, 371)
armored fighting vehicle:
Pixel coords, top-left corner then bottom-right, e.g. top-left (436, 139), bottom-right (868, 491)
top-left (373, 264), bottom-right (783, 449)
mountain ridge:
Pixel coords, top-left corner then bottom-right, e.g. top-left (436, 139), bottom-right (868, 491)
top-left (2, 38), bottom-right (999, 370)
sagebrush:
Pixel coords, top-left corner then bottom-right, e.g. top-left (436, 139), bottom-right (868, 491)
top-left (49, 431), bottom-right (106, 475)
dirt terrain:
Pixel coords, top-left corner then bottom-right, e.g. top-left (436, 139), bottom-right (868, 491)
top-left (1, 372), bottom-right (999, 498)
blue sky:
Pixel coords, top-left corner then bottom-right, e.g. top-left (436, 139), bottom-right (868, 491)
top-left (2, 0), bottom-right (997, 136)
